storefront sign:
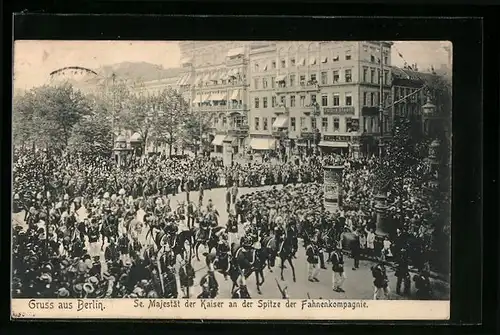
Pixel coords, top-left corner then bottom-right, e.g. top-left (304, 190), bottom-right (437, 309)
top-left (323, 135), bottom-right (351, 142)
top-left (323, 107), bottom-right (355, 115)
top-left (323, 166), bottom-right (343, 213)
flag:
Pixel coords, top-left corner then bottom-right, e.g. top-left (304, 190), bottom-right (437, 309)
top-left (398, 52), bottom-right (404, 59)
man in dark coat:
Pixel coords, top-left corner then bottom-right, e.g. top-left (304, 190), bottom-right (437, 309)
top-left (395, 248), bottom-right (411, 296)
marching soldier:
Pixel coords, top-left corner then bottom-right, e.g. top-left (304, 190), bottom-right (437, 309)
top-left (306, 237), bottom-right (320, 282)
top-left (331, 246), bottom-right (346, 293)
top-left (371, 261), bottom-right (390, 300)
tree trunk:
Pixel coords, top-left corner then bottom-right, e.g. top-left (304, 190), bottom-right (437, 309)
top-left (169, 142), bottom-right (173, 157)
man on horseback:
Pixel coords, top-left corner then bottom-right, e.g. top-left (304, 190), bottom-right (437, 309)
top-left (226, 210), bottom-right (239, 246)
top-left (164, 215), bottom-right (178, 250)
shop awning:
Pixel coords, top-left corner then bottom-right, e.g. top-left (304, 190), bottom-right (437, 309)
top-left (178, 73), bottom-right (191, 86)
top-left (212, 135), bottom-right (226, 146)
top-left (223, 135), bottom-right (237, 146)
top-left (275, 75), bottom-right (286, 82)
top-left (272, 116), bottom-right (289, 128)
top-left (227, 47), bottom-right (245, 58)
top-left (194, 75), bottom-right (202, 85)
top-left (210, 92), bottom-right (227, 101)
top-left (318, 141), bottom-right (349, 148)
top-left (249, 138), bottom-right (276, 150)
top-left (202, 94), bottom-right (210, 102)
top-left (309, 57), bottom-right (317, 65)
top-left (210, 72), bottom-right (220, 81)
top-left (230, 89), bottom-right (240, 100)
top-left (192, 95), bottom-right (201, 103)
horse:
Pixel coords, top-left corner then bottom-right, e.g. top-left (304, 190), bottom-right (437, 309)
top-left (229, 242), bottom-right (265, 295)
top-left (260, 234), bottom-right (278, 272)
top-left (192, 226), bottom-right (225, 261)
top-left (278, 231), bottom-right (297, 282)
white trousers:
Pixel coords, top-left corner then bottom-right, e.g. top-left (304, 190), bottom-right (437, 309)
top-left (228, 232), bottom-right (239, 246)
top-left (332, 271), bottom-right (346, 289)
top-left (374, 286), bottom-right (390, 300)
top-left (88, 242), bottom-right (100, 259)
top-left (308, 263), bottom-right (320, 279)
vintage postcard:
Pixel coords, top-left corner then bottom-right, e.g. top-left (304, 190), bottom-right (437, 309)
top-left (11, 40), bottom-right (451, 320)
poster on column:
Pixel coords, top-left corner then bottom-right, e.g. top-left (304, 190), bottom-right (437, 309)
top-left (324, 166), bottom-right (343, 213)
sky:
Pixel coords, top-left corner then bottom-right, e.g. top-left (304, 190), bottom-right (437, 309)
top-left (13, 40), bottom-right (451, 90)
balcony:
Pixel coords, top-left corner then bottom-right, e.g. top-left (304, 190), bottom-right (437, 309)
top-left (227, 126), bottom-right (249, 137)
top-left (275, 82), bottom-right (321, 94)
top-left (322, 106), bottom-right (355, 116)
top-left (193, 104), bottom-right (248, 114)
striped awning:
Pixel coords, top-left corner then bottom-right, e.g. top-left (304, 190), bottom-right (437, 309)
top-left (230, 89), bottom-right (240, 100)
top-left (272, 116), bottom-right (289, 129)
top-left (192, 95), bottom-right (201, 103)
top-left (249, 138), bottom-right (276, 150)
top-left (194, 75), bottom-right (202, 85)
top-left (318, 141), bottom-right (348, 148)
top-left (275, 75), bottom-right (286, 82)
top-left (212, 135), bottom-right (226, 146)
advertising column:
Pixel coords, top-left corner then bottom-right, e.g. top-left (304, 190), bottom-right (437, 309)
top-left (323, 165), bottom-right (344, 213)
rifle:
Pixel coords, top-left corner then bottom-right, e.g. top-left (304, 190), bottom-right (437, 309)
top-left (275, 278), bottom-right (288, 299)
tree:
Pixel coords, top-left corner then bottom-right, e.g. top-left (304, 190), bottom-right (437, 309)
top-left (12, 83), bottom-right (92, 151)
top-left (67, 113), bottom-right (113, 157)
top-left (181, 112), bottom-right (213, 152)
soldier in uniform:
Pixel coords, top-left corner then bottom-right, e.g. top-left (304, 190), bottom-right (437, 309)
top-left (215, 233), bottom-right (231, 280)
top-left (87, 218), bottom-right (101, 259)
top-left (331, 246), bottom-right (346, 292)
top-left (413, 270), bottom-right (432, 300)
top-left (225, 187), bottom-right (231, 213)
top-left (226, 211), bottom-right (239, 246)
top-left (371, 262), bottom-right (390, 300)
top-left (395, 248), bottom-right (411, 296)
top-left (306, 238), bottom-right (320, 282)
top-left (198, 269), bottom-right (218, 299)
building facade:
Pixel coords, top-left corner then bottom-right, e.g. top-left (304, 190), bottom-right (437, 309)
top-left (248, 41), bottom-right (394, 158)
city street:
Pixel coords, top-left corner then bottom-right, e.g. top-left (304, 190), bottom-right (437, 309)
top-left (12, 185), bottom-right (450, 300)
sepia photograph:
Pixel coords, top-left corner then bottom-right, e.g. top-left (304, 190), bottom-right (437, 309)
top-left (12, 40), bottom-right (452, 319)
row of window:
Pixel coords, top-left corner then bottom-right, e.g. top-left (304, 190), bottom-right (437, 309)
top-left (253, 116), bottom-right (358, 133)
top-left (362, 92), bottom-right (391, 107)
top-left (254, 52), bottom-right (352, 72)
top-left (254, 70), bottom-right (352, 89)
top-left (362, 68), bottom-right (390, 85)
top-left (253, 93), bottom-right (353, 109)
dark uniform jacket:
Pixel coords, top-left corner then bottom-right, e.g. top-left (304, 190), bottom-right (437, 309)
top-left (331, 250), bottom-right (344, 273)
top-left (306, 244), bottom-right (319, 264)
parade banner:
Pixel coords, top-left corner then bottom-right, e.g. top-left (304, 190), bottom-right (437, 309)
top-left (323, 166), bottom-right (344, 213)
top-left (11, 299), bottom-right (450, 320)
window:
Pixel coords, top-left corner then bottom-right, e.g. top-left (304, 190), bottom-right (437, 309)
top-left (370, 92), bottom-right (375, 106)
top-left (300, 75), bottom-right (306, 86)
top-left (222, 117), bottom-right (227, 126)
top-left (384, 70), bottom-right (389, 85)
top-left (291, 117), bottom-right (296, 131)
top-left (322, 117), bottom-right (328, 131)
top-left (311, 117), bottom-right (317, 129)
top-left (254, 97), bottom-right (260, 108)
top-left (290, 95), bottom-right (296, 107)
top-left (346, 117), bottom-right (353, 132)
top-left (377, 69), bottom-right (381, 84)
top-left (310, 94), bottom-right (316, 105)
top-left (263, 117), bottom-right (268, 131)
top-left (363, 67), bottom-right (368, 82)
top-left (384, 92), bottom-right (390, 105)
top-left (310, 74), bottom-right (317, 83)
top-left (370, 55), bottom-right (375, 63)
top-left (321, 72), bottom-right (328, 85)
top-left (280, 95), bottom-right (286, 106)
top-left (333, 117), bottom-right (340, 131)
top-left (254, 63), bottom-right (259, 72)
top-left (300, 95), bottom-right (306, 107)
top-left (374, 92), bottom-right (379, 106)
top-left (345, 93), bottom-right (352, 106)
top-left (254, 117), bottom-right (260, 130)
top-left (384, 55), bottom-right (388, 65)
top-left (345, 50), bottom-right (351, 60)
top-left (321, 56), bottom-right (328, 63)
top-left (281, 59), bottom-right (286, 68)
top-left (321, 94), bottom-right (328, 106)
top-left (271, 77), bottom-right (275, 88)
top-left (272, 61), bottom-right (276, 69)
top-left (345, 69), bottom-right (352, 83)
top-left (291, 58), bottom-right (296, 66)
top-left (263, 97), bottom-right (268, 108)
top-left (290, 74), bottom-right (296, 87)
top-left (272, 117), bottom-right (276, 127)
top-left (363, 92), bottom-right (368, 106)
top-left (272, 96), bottom-right (277, 107)
top-left (333, 55), bottom-right (339, 62)
top-left (254, 78), bottom-right (259, 89)
top-left (333, 70), bottom-right (339, 83)
top-left (300, 117), bottom-right (306, 129)
top-left (262, 78), bottom-right (268, 88)
top-left (370, 68), bottom-right (375, 83)
top-left (333, 94), bottom-right (340, 106)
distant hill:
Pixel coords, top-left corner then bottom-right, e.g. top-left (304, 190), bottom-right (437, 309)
top-left (88, 62), bottom-right (183, 84)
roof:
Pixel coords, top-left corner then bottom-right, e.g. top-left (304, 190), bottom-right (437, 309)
top-left (391, 67), bottom-right (437, 84)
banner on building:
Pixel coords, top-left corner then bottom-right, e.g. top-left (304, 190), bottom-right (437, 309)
top-left (323, 166), bottom-right (343, 213)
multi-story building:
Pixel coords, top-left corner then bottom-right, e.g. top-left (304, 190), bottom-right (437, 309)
top-left (248, 41), bottom-right (393, 158)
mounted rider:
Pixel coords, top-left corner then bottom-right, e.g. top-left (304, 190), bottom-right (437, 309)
top-left (214, 232), bottom-right (231, 279)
